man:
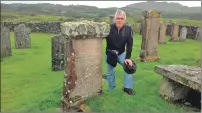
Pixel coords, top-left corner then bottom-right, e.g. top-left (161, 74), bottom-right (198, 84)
top-left (105, 9), bottom-right (135, 95)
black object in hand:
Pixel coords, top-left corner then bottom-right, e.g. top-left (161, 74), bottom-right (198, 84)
top-left (123, 60), bottom-right (137, 74)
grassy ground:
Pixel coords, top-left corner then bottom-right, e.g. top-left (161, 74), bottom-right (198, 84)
top-left (1, 32), bottom-right (200, 112)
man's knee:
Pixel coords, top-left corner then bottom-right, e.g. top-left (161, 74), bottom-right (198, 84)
top-left (118, 52), bottom-right (126, 65)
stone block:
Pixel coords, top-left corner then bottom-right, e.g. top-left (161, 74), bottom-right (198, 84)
top-left (61, 21), bottom-right (109, 112)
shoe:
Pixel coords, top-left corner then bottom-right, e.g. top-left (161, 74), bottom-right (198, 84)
top-left (123, 88), bottom-right (135, 95)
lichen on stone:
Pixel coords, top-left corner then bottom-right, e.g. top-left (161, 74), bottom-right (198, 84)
top-left (61, 21), bottom-right (110, 39)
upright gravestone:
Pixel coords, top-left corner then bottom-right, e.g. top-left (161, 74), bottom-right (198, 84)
top-left (158, 21), bottom-right (167, 44)
top-left (52, 34), bottom-right (66, 71)
top-left (139, 21), bottom-right (145, 35)
top-left (169, 23), bottom-right (179, 42)
top-left (109, 15), bottom-right (114, 24)
top-left (1, 25), bottom-right (12, 61)
top-left (138, 10), bottom-right (160, 62)
top-left (14, 24), bottom-right (31, 49)
top-left (60, 21), bottom-right (109, 112)
top-left (133, 23), bottom-right (141, 34)
top-left (196, 27), bottom-right (201, 41)
top-left (179, 27), bottom-right (187, 42)
top-left (197, 59), bottom-right (201, 67)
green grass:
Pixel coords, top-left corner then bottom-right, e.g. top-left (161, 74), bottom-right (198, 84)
top-left (163, 18), bottom-right (202, 26)
top-left (1, 32), bottom-right (200, 112)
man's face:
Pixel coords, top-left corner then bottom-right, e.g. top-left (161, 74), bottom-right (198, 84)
top-left (115, 13), bottom-right (125, 28)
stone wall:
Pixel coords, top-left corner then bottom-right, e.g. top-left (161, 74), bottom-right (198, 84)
top-left (1, 21), bottom-right (62, 34)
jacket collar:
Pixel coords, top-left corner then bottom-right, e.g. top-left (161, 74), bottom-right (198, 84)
top-left (113, 23), bottom-right (125, 31)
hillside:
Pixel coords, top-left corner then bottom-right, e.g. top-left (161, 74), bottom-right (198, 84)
top-left (125, 1), bottom-right (201, 13)
top-left (1, 1), bottom-right (201, 21)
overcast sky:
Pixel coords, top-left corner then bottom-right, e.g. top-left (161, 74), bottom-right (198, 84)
top-left (1, 1), bottom-right (201, 8)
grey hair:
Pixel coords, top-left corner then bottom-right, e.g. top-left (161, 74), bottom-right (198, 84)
top-left (114, 9), bottom-right (126, 20)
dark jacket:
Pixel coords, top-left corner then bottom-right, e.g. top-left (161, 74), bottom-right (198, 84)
top-left (105, 23), bottom-right (134, 67)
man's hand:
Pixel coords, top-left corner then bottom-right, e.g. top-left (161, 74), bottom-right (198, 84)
top-left (125, 59), bottom-right (132, 66)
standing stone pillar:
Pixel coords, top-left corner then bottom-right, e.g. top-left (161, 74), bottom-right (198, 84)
top-left (196, 27), bottom-right (201, 41)
top-left (133, 23), bottom-right (141, 34)
top-left (1, 25), bottom-right (12, 61)
top-left (109, 15), bottom-right (114, 24)
top-left (139, 21), bottom-right (144, 35)
top-left (14, 24), bottom-right (31, 49)
top-left (138, 10), bottom-right (160, 62)
top-left (60, 21), bottom-right (109, 112)
top-left (197, 59), bottom-right (201, 67)
top-left (169, 23), bottom-right (179, 42)
top-left (51, 34), bottom-right (66, 71)
top-left (158, 21), bottom-right (167, 44)
top-left (179, 27), bottom-right (187, 42)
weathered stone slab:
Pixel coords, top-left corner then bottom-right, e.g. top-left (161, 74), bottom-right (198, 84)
top-left (179, 27), bottom-right (187, 42)
top-left (195, 27), bottom-right (202, 41)
top-left (155, 65), bottom-right (201, 103)
top-left (51, 34), bottom-right (66, 71)
top-left (1, 25), bottom-right (12, 61)
top-left (14, 24), bottom-right (31, 49)
top-left (61, 21), bottom-right (109, 38)
top-left (155, 65), bottom-right (201, 92)
top-left (109, 15), bottom-right (114, 24)
top-left (139, 21), bottom-right (144, 35)
top-left (133, 23), bottom-right (141, 34)
top-left (61, 21), bottom-right (109, 112)
top-left (158, 21), bottom-right (167, 44)
top-left (169, 23), bottom-right (179, 42)
top-left (138, 10), bottom-right (160, 62)
top-left (159, 77), bottom-right (190, 102)
top-left (197, 59), bottom-right (201, 67)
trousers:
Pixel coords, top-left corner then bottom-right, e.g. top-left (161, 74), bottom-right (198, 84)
top-left (105, 52), bottom-right (134, 91)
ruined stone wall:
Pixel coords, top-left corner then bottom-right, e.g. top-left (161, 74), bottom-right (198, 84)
top-left (1, 21), bottom-right (62, 34)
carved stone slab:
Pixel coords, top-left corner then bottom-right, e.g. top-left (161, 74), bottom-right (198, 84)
top-left (169, 23), bottom-right (179, 42)
top-left (1, 25), bottom-right (12, 61)
top-left (14, 24), bottom-right (31, 49)
top-left (154, 65), bottom-right (201, 92)
top-left (51, 34), bottom-right (66, 71)
top-left (133, 23), bottom-right (141, 34)
top-left (158, 21), bottom-right (167, 44)
top-left (109, 15), bottom-right (114, 24)
top-left (179, 27), bottom-right (187, 42)
top-left (196, 27), bottom-right (202, 41)
top-left (61, 21), bottom-right (109, 111)
top-left (138, 10), bottom-right (160, 62)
